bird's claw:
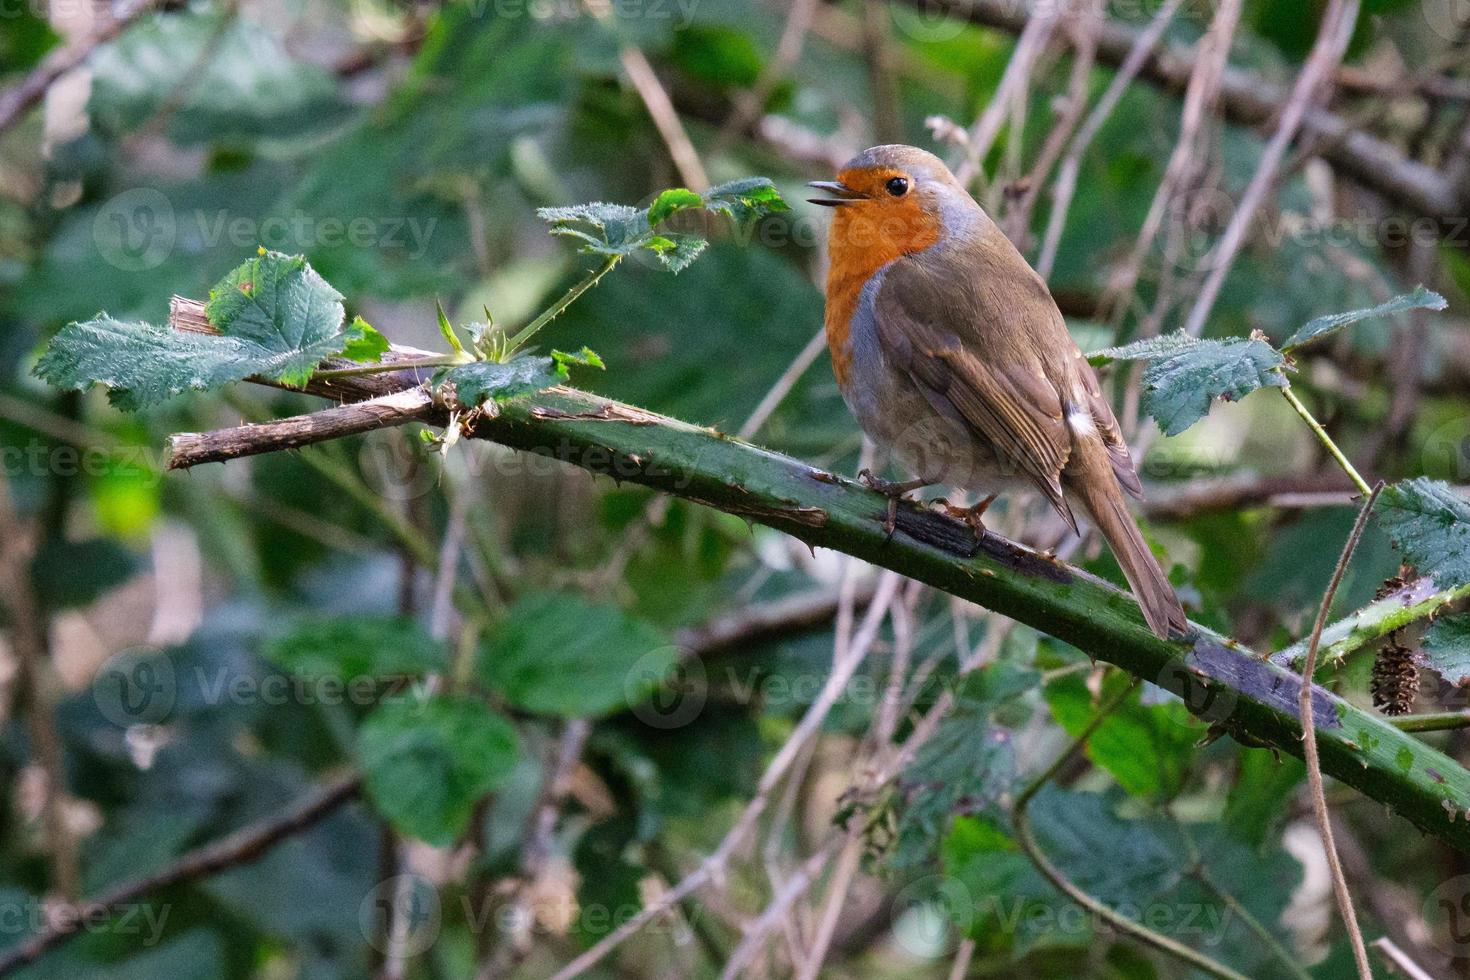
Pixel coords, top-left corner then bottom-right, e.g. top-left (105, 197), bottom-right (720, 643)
top-left (938, 494), bottom-right (997, 541)
top-left (858, 469), bottom-right (930, 541)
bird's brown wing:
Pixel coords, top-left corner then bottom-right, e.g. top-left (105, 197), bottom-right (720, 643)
top-left (872, 245), bottom-right (1079, 528)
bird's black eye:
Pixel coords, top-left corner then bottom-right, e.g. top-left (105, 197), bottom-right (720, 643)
top-left (885, 176), bottom-right (910, 197)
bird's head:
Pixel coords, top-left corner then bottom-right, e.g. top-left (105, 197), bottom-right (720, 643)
top-left (809, 145), bottom-right (972, 272)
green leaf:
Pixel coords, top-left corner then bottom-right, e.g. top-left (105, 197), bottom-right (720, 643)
top-left (1422, 614), bottom-right (1470, 687)
top-left (436, 299), bottom-right (466, 356)
top-left (439, 354), bottom-right (563, 407)
top-left (1280, 286), bottom-right (1447, 351)
top-left (646, 233), bottom-right (707, 273)
top-left (536, 178), bottom-right (786, 273)
top-left (703, 177), bottom-right (791, 224)
top-left (358, 695), bottom-right (520, 845)
top-left (262, 616), bottom-right (443, 680)
top-left (1377, 478), bottom-right (1470, 584)
top-left (478, 592), bottom-right (676, 717)
top-left (204, 251), bottom-right (347, 387)
top-left (35, 315), bottom-right (310, 410)
top-left (647, 188), bottom-right (703, 227)
top-left (538, 202), bottom-right (649, 259)
top-left (890, 664), bottom-right (1032, 868)
top-left (1044, 673), bottom-right (1197, 801)
top-left (341, 317), bottom-right (390, 363)
top-left (1092, 332), bottom-right (1286, 436)
top-left (551, 346), bottom-right (605, 370)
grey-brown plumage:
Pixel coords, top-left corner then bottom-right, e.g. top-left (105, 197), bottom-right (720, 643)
top-left (815, 144), bottom-right (1187, 638)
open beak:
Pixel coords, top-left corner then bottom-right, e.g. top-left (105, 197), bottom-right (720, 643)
top-left (806, 180), bottom-right (866, 207)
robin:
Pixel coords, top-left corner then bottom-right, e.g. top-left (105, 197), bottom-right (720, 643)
top-left (809, 144), bottom-right (1187, 639)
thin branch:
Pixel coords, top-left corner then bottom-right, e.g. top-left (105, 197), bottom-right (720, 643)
top-left (0, 0), bottom-right (165, 134)
top-left (0, 774), bottom-right (362, 977)
top-left (618, 46), bottom-right (709, 192)
top-left (1182, 0), bottom-right (1361, 337)
top-left (1389, 712), bottom-right (1470, 733)
top-left (1272, 577), bottom-right (1470, 673)
top-left (905, 0), bottom-right (1463, 221)
top-left (1298, 481), bottom-right (1382, 980)
top-left (0, 475), bottom-right (79, 903)
top-left (1036, 0), bottom-right (1183, 278)
top-left (1013, 677), bottom-right (1249, 980)
top-left (1280, 385), bottom-right (1373, 497)
top-left (1370, 937), bottom-right (1436, 980)
top-left (155, 299), bottom-right (1470, 857)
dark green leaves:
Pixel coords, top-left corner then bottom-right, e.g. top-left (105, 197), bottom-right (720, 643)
top-left (1044, 674), bottom-right (1197, 801)
top-left (262, 616), bottom-right (442, 680)
top-left (1377, 478), bottom-right (1470, 585)
top-left (35, 251), bottom-right (353, 408)
top-left (358, 696), bottom-right (520, 845)
top-left (1423, 615), bottom-right (1470, 688)
top-left (1093, 332), bottom-right (1286, 436)
top-left (1280, 286), bottom-right (1446, 351)
top-left (478, 592), bottom-right (677, 717)
top-left (537, 177), bottom-right (788, 273)
top-left (437, 347), bottom-right (603, 408)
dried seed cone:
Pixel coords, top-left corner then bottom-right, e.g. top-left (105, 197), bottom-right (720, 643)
top-left (1371, 637), bottom-right (1420, 716)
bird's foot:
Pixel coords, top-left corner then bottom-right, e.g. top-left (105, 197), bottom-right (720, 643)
top-left (938, 494), bottom-right (998, 541)
top-left (858, 469), bottom-right (933, 540)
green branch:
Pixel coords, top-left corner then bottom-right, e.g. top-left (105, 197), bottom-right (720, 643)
top-left (158, 305), bottom-right (1470, 855)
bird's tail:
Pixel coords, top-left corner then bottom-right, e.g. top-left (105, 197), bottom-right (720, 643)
top-left (1066, 451), bottom-right (1187, 640)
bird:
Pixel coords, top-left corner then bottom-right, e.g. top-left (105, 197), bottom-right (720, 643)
top-left (809, 144), bottom-right (1188, 640)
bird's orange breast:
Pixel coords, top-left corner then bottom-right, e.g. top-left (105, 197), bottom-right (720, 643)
top-left (823, 190), bottom-right (941, 386)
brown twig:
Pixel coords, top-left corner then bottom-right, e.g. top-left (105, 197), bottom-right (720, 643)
top-left (0, 0), bottom-right (166, 135)
top-left (0, 474), bottom-right (80, 903)
top-left (1181, 0), bottom-right (1361, 337)
top-left (618, 45), bottom-right (709, 191)
top-left (0, 773), bottom-right (362, 977)
top-left (905, 0), bottom-right (1463, 221)
top-left (1298, 481), bottom-right (1382, 980)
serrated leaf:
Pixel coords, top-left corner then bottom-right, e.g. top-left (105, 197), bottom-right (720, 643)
top-left (647, 188), bottom-right (703, 227)
top-left (439, 355), bottom-right (565, 407)
top-left (478, 592), bottom-right (677, 717)
top-left (538, 202), bottom-right (648, 259)
top-left (1423, 615), bottom-right (1470, 687)
top-left (204, 251), bottom-right (346, 387)
top-left (551, 346), bottom-right (604, 370)
top-left (34, 316), bottom-right (307, 410)
top-left (341, 317), bottom-right (389, 363)
top-left (36, 252), bottom-right (357, 408)
top-left (1093, 332), bottom-right (1286, 436)
top-left (262, 616), bottom-right (442, 680)
top-left (358, 695), bottom-right (520, 845)
top-left (1377, 478), bottom-right (1470, 585)
top-left (703, 177), bottom-right (790, 224)
top-left (644, 233), bottom-right (707, 272)
top-left (1281, 286), bottom-right (1447, 351)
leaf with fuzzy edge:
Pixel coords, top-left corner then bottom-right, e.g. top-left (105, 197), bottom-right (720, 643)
top-left (341, 317), bottom-right (389, 363)
top-left (1423, 615), bottom-right (1470, 688)
top-left (1377, 478), bottom-right (1470, 585)
top-left (204, 251), bottom-right (346, 386)
top-left (536, 177), bottom-right (787, 273)
top-left (438, 347), bottom-right (603, 407)
top-left (1281, 286), bottom-right (1446, 352)
top-left (35, 251), bottom-right (352, 408)
top-left (1092, 332), bottom-right (1286, 436)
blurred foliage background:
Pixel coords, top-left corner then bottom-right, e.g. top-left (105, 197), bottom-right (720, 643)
top-left (3, 0), bottom-right (1470, 976)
